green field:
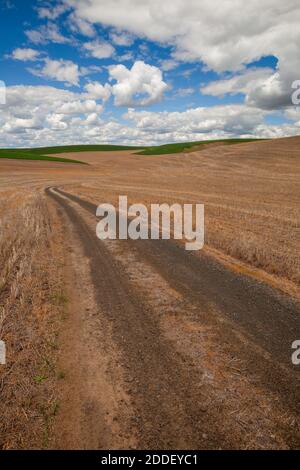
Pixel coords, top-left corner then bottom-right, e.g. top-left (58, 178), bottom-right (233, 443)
top-left (0, 139), bottom-right (265, 163)
top-left (136, 138), bottom-right (264, 155)
top-left (0, 145), bottom-right (145, 164)
top-left (0, 151), bottom-right (87, 164)
top-left (27, 144), bottom-right (144, 154)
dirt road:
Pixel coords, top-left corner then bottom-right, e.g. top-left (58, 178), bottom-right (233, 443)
top-left (46, 186), bottom-right (300, 450)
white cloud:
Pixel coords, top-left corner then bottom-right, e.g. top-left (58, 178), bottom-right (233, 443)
top-left (46, 113), bottom-right (68, 130)
top-left (3, 116), bottom-right (42, 134)
top-left (108, 60), bottom-right (168, 106)
top-left (26, 22), bottom-right (70, 45)
top-left (30, 58), bottom-right (80, 86)
top-left (253, 122), bottom-right (300, 139)
top-left (56, 99), bottom-right (103, 114)
top-left (201, 68), bottom-right (296, 110)
top-left (83, 112), bottom-right (101, 126)
top-left (160, 59), bottom-right (179, 72)
top-left (0, 85), bottom-right (106, 146)
top-left (37, 3), bottom-right (68, 20)
top-left (117, 51), bottom-right (134, 62)
top-left (1, 85), bottom-right (300, 148)
top-left (125, 105), bottom-right (267, 136)
top-left (83, 40), bottom-right (115, 59)
top-left (11, 48), bottom-right (41, 61)
top-left (63, 0), bottom-right (300, 110)
top-left (68, 12), bottom-right (96, 37)
top-left (246, 72), bottom-right (294, 110)
top-left (63, 0), bottom-right (300, 69)
top-left (175, 87), bottom-right (194, 97)
top-left (4, 85), bottom-right (76, 108)
top-left (110, 30), bottom-right (134, 46)
top-left (79, 65), bottom-right (102, 76)
top-left (284, 105), bottom-right (300, 122)
top-left (201, 68), bottom-right (274, 97)
top-left (84, 81), bottom-right (111, 101)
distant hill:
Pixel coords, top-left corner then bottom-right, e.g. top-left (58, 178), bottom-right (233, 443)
top-left (0, 139), bottom-right (266, 162)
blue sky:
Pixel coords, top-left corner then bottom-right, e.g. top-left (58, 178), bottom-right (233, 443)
top-left (0, 0), bottom-right (299, 147)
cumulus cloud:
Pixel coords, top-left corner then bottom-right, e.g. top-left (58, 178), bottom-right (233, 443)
top-left (201, 68), bottom-right (298, 110)
top-left (125, 105), bottom-right (266, 137)
top-left (29, 58), bottom-right (80, 86)
top-left (63, 0), bottom-right (300, 110)
top-left (11, 48), bottom-right (41, 61)
top-left (0, 84), bottom-right (136, 147)
top-left (4, 85), bottom-right (76, 108)
top-left (68, 12), bottom-right (96, 37)
top-left (37, 3), bottom-right (68, 20)
top-left (3, 116), bottom-right (43, 134)
top-left (26, 22), bottom-right (70, 45)
top-left (1, 85), bottom-right (300, 148)
top-left (175, 87), bottom-right (194, 98)
top-left (63, 0), bottom-right (300, 68)
top-left (0, 85), bottom-right (105, 146)
top-left (79, 65), bottom-right (102, 77)
top-left (46, 113), bottom-right (68, 130)
top-left (160, 59), bottom-right (179, 72)
top-left (56, 99), bottom-right (102, 114)
top-left (83, 40), bottom-right (115, 59)
top-left (246, 72), bottom-right (295, 110)
top-left (110, 30), bottom-right (134, 46)
top-left (84, 81), bottom-right (111, 101)
top-left (108, 60), bottom-right (168, 106)
top-left (201, 69), bottom-right (274, 97)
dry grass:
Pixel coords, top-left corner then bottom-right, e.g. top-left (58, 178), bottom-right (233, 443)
top-left (61, 137), bottom-right (299, 290)
top-left (0, 192), bottom-right (65, 449)
top-left (1, 136), bottom-right (298, 288)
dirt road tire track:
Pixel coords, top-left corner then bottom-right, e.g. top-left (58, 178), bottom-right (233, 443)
top-left (46, 186), bottom-right (300, 449)
top-left (53, 187), bottom-right (300, 365)
top-left (46, 187), bottom-right (229, 449)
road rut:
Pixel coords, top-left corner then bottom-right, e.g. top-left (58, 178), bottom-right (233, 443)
top-left (46, 186), bottom-right (300, 449)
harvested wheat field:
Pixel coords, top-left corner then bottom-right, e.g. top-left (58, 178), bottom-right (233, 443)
top-left (0, 136), bottom-right (300, 450)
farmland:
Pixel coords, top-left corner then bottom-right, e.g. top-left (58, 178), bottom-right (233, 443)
top-left (0, 136), bottom-right (299, 449)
